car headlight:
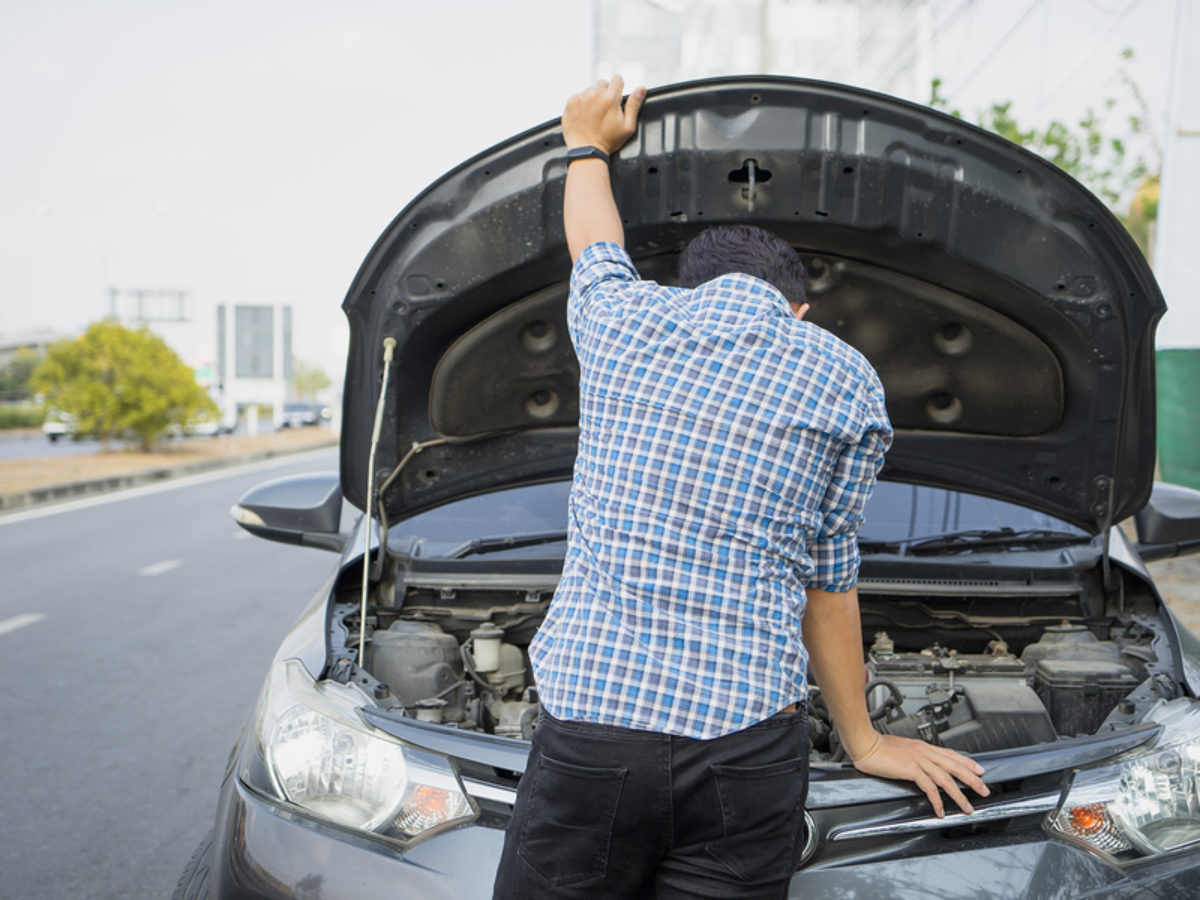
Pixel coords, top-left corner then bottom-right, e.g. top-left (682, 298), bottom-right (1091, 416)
top-left (1047, 698), bottom-right (1200, 864)
top-left (244, 658), bottom-right (478, 845)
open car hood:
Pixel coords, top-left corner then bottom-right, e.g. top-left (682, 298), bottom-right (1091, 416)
top-left (340, 76), bottom-right (1164, 533)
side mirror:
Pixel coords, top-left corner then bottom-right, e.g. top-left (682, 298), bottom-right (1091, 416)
top-left (1134, 482), bottom-right (1200, 562)
top-left (231, 472), bottom-right (346, 552)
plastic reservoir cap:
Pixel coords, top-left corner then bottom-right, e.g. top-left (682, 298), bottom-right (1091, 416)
top-left (470, 622), bottom-right (505, 673)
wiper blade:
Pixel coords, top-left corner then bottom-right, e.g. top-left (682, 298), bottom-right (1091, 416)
top-left (857, 539), bottom-right (905, 554)
top-left (445, 530), bottom-right (569, 559)
top-left (906, 528), bottom-right (1090, 555)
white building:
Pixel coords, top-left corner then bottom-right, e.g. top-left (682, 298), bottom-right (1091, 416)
top-left (1153, 0), bottom-right (1200, 349)
top-left (216, 303), bottom-right (294, 430)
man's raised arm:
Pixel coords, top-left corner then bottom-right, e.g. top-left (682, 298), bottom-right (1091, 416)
top-left (561, 76), bottom-right (646, 262)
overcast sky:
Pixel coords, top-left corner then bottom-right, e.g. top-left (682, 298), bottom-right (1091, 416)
top-left (0, 0), bottom-right (1179, 377)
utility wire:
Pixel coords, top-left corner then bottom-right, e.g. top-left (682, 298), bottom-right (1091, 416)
top-left (851, 0), bottom-right (916, 72)
top-left (1083, 0), bottom-right (1142, 13)
top-left (947, 0), bottom-right (979, 82)
top-left (876, 0), bottom-right (974, 93)
top-left (1042, 0), bottom-right (1143, 100)
top-left (955, 0), bottom-right (1046, 93)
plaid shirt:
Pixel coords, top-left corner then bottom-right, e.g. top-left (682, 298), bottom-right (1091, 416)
top-left (528, 242), bottom-right (892, 739)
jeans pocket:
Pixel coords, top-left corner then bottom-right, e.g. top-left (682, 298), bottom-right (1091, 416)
top-left (517, 753), bottom-right (627, 888)
top-left (704, 756), bottom-right (807, 882)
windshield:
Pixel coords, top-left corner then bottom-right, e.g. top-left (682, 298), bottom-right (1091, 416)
top-left (389, 481), bottom-right (571, 558)
top-left (858, 481), bottom-right (1087, 542)
top-left (390, 479), bottom-right (1087, 560)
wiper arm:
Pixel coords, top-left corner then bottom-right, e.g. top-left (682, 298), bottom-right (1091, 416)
top-left (906, 528), bottom-right (1090, 555)
top-left (445, 530), bottom-right (569, 559)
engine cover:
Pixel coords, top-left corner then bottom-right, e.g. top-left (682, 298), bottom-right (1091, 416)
top-left (866, 634), bottom-right (1057, 753)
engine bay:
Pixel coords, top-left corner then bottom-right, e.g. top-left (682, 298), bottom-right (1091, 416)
top-left (330, 571), bottom-right (1168, 758)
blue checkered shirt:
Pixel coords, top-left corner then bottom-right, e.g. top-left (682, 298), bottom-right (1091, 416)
top-left (528, 242), bottom-right (892, 739)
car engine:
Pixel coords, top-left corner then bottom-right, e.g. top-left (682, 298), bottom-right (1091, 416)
top-left (335, 580), bottom-right (1160, 757)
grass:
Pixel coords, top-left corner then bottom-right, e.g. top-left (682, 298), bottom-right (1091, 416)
top-left (0, 406), bottom-right (43, 429)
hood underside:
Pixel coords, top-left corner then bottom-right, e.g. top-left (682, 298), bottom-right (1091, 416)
top-left (340, 76), bottom-right (1164, 532)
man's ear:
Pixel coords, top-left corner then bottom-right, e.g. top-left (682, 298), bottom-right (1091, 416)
top-left (791, 302), bottom-right (811, 321)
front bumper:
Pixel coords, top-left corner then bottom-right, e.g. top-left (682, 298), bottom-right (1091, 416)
top-left (209, 772), bottom-right (504, 899)
top-left (209, 766), bottom-right (1200, 900)
top-left (788, 837), bottom-right (1200, 899)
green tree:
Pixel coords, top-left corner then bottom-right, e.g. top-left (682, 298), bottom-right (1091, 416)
top-left (0, 347), bottom-right (40, 398)
top-left (32, 320), bottom-right (217, 451)
top-left (290, 359), bottom-right (331, 400)
top-left (930, 52), bottom-right (1157, 258)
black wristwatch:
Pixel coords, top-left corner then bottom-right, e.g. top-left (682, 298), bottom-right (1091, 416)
top-left (565, 145), bottom-right (611, 165)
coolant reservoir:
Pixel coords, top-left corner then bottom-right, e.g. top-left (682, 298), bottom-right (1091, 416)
top-left (471, 622), bottom-right (505, 673)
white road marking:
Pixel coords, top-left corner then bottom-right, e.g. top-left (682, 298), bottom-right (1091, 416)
top-left (0, 447), bottom-right (337, 527)
top-left (0, 613), bottom-right (46, 637)
top-left (138, 559), bottom-right (182, 577)
top-left (231, 530), bottom-right (253, 540)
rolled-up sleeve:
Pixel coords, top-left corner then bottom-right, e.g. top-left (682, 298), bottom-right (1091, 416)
top-left (567, 241), bottom-right (644, 333)
top-left (809, 380), bottom-right (893, 591)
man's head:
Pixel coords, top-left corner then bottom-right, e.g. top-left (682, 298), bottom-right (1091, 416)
top-left (678, 225), bottom-right (808, 312)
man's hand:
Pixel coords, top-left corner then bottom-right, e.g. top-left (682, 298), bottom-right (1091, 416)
top-left (804, 586), bottom-right (989, 817)
top-left (563, 76), bottom-right (646, 155)
top-left (562, 75), bottom-right (646, 261)
top-left (848, 732), bottom-right (989, 818)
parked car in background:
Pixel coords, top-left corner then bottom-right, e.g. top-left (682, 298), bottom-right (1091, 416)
top-left (41, 408), bottom-right (74, 442)
top-left (279, 401), bottom-right (320, 429)
top-left (178, 77), bottom-right (1200, 899)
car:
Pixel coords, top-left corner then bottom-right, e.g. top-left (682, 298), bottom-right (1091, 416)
top-left (279, 401), bottom-right (321, 429)
top-left (177, 76), bottom-right (1200, 899)
top-left (169, 409), bottom-right (235, 438)
top-left (41, 408), bottom-right (74, 442)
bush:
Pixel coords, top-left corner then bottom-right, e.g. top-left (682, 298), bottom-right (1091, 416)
top-left (0, 405), bottom-right (43, 429)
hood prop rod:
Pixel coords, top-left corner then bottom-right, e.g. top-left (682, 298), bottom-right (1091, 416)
top-left (359, 337), bottom-right (397, 669)
top-left (1094, 475), bottom-right (1122, 608)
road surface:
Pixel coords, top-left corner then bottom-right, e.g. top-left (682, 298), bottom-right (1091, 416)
top-left (0, 448), bottom-right (340, 898)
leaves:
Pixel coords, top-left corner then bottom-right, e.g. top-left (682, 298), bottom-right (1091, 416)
top-left (0, 348), bottom-right (40, 398)
top-left (32, 320), bottom-right (218, 451)
top-left (931, 49), bottom-right (1159, 259)
top-left (289, 359), bottom-right (331, 400)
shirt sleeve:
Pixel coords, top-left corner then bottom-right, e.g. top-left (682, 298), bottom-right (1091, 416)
top-left (567, 241), bottom-right (643, 335)
top-left (809, 378), bottom-right (893, 592)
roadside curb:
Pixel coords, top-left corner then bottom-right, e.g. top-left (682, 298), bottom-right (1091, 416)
top-left (0, 438), bottom-right (338, 512)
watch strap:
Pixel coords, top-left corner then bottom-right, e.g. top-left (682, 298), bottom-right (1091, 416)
top-left (565, 145), bottom-right (611, 165)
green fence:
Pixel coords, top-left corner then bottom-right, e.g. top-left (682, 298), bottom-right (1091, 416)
top-left (1157, 349), bottom-right (1200, 490)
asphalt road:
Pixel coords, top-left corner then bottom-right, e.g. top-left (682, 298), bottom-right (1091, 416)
top-left (0, 447), bottom-right (340, 899)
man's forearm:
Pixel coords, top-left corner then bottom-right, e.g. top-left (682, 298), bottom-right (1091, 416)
top-left (559, 77), bottom-right (645, 262)
top-left (564, 159), bottom-right (624, 262)
top-left (805, 584), bottom-right (990, 816)
top-left (803, 586), bottom-right (879, 759)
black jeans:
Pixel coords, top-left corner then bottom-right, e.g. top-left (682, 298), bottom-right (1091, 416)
top-left (493, 707), bottom-right (809, 899)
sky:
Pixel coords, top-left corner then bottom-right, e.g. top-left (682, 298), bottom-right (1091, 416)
top-left (0, 0), bottom-right (1182, 380)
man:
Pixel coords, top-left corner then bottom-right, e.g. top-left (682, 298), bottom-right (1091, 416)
top-left (493, 76), bottom-right (989, 899)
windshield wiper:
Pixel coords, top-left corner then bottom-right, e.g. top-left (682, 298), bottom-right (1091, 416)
top-left (857, 529), bottom-right (1090, 557)
top-left (857, 539), bottom-right (906, 554)
top-left (445, 530), bottom-right (569, 559)
top-left (905, 528), bottom-right (1090, 555)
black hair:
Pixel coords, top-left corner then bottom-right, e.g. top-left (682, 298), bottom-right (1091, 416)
top-left (678, 225), bottom-right (808, 307)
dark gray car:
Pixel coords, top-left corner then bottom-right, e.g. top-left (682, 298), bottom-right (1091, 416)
top-left (177, 77), bottom-right (1200, 899)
